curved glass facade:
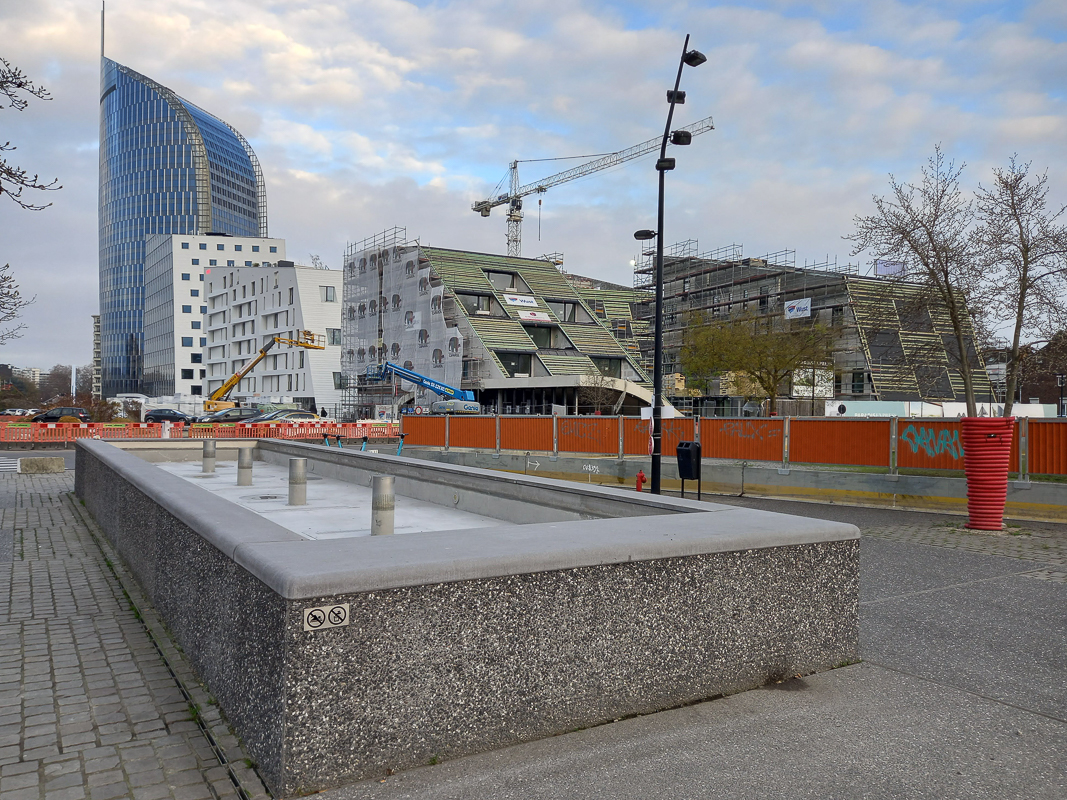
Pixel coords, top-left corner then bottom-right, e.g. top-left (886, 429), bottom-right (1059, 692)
top-left (98, 58), bottom-right (267, 396)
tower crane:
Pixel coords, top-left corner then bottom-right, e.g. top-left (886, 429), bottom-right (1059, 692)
top-left (472, 115), bottom-right (714, 257)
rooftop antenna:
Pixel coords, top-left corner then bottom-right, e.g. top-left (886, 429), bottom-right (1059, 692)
top-left (101, 1), bottom-right (105, 57)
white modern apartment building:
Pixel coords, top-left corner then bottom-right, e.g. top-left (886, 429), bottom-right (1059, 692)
top-left (12, 367), bottom-right (41, 387)
top-left (203, 261), bottom-right (343, 410)
top-left (144, 233), bottom-right (287, 397)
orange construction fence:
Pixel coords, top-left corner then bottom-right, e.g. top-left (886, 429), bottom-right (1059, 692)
top-left (396, 415), bottom-right (1067, 476)
top-left (0, 421), bottom-right (400, 444)
top-left (3, 416), bottom-right (1064, 476)
top-left (700, 419), bottom-right (785, 461)
top-left (790, 418), bottom-right (891, 468)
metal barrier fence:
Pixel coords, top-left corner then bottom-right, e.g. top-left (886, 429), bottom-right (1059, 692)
top-left (399, 415), bottom-right (1067, 477)
top-left (0, 421), bottom-right (401, 444)
top-left (10, 417), bottom-right (1061, 476)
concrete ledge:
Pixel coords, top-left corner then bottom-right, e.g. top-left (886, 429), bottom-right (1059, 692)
top-left (17, 456), bottom-right (65, 474)
top-left (235, 508), bottom-right (858, 599)
top-left (75, 438), bottom-right (860, 795)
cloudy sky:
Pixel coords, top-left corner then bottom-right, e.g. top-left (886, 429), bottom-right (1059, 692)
top-left (1, 0), bottom-right (1065, 370)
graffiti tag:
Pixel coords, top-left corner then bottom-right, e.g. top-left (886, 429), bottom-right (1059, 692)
top-left (900, 424), bottom-right (964, 460)
top-left (721, 421), bottom-right (782, 442)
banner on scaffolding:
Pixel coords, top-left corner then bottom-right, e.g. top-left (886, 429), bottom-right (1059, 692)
top-left (784, 297), bottom-right (811, 319)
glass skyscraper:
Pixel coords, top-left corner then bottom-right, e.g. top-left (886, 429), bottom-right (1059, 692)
top-left (98, 58), bottom-right (268, 396)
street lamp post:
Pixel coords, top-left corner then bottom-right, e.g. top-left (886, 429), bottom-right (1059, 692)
top-left (1057, 374), bottom-right (1065, 417)
top-left (634, 34), bottom-right (706, 495)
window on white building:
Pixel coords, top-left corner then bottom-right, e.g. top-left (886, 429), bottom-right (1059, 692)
top-left (327, 328), bottom-right (341, 346)
top-left (320, 286), bottom-right (336, 302)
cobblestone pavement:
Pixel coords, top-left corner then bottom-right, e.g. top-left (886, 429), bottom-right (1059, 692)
top-left (0, 474), bottom-right (268, 800)
top-left (863, 519), bottom-right (1067, 582)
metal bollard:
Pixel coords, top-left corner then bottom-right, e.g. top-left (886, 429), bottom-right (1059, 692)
top-left (371, 475), bottom-right (394, 536)
top-left (237, 447), bottom-right (253, 486)
top-left (288, 458), bottom-right (307, 506)
top-left (202, 440), bottom-right (216, 474)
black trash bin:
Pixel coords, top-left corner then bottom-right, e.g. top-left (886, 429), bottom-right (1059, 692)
top-left (676, 441), bottom-right (702, 499)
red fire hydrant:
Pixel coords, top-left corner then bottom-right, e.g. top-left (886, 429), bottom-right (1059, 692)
top-left (635, 469), bottom-right (646, 492)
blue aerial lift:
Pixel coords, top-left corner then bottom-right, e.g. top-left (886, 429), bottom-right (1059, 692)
top-left (368, 362), bottom-right (480, 414)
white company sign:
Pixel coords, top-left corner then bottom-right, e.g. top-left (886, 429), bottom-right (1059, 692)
top-left (784, 298), bottom-right (812, 319)
top-left (517, 310), bottom-right (551, 322)
top-left (503, 294), bottom-right (538, 307)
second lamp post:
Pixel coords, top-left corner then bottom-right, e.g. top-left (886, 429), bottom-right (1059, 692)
top-left (634, 34), bottom-right (706, 495)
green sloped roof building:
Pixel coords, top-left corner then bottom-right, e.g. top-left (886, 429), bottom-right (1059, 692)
top-left (341, 237), bottom-right (652, 415)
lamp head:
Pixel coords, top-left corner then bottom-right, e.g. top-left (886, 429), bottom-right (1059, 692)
top-left (633, 230), bottom-right (657, 241)
top-left (683, 49), bottom-right (707, 67)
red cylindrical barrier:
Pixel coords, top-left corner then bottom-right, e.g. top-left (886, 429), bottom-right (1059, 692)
top-left (961, 417), bottom-right (1014, 530)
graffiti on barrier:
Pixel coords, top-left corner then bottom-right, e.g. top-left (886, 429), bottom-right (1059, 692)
top-left (900, 424), bottom-right (964, 460)
top-left (559, 419), bottom-right (616, 443)
top-left (720, 421), bottom-right (782, 441)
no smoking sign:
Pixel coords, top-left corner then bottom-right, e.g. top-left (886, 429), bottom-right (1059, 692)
top-left (303, 602), bottom-right (351, 632)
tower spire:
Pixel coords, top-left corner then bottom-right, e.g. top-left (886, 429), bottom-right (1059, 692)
top-left (101, 1), bottom-right (105, 57)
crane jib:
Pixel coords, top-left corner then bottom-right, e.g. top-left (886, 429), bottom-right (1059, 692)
top-left (472, 115), bottom-right (715, 212)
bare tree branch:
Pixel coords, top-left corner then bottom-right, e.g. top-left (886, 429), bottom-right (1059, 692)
top-left (846, 146), bottom-right (985, 416)
top-left (0, 57), bottom-right (61, 210)
top-left (974, 156), bottom-right (1067, 416)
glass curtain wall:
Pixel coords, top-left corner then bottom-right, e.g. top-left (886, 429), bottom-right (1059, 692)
top-left (98, 58), bottom-right (266, 396)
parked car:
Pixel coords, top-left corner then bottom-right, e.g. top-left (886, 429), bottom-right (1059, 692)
top-left (32, 407), bottom-right (91, 423)
top-left (3, 408), bottom-right (27, 417)
top-left (241, 410), bottom-right (321, 424)
top-left (197, 407), bottom-right (262, 424)
top-left (143, 408), bottom-right (194, 424)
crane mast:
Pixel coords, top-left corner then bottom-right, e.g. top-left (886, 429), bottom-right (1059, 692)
top-left (473, 115), bottom-right (714, 257)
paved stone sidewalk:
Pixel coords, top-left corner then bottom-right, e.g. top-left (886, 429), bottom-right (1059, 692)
top-left (0, 474), bottom-right (268, 800)
top-left (863, 519), bottom-right (1067, 581)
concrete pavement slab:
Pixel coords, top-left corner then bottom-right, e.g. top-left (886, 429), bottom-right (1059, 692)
top-left (860, 536), bottom-right (1042, 601)
top-left (315, 663), bottom-right (1066, 800)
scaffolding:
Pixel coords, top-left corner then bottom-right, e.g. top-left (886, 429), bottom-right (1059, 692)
top-left (631, 240), bottom-right (865, 389)
top-left (339, 227), bottom-right (415, 421)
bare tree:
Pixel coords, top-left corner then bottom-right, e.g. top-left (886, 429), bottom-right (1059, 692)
top-left (0, 262), bottom-right (31, 344)
top-left (1, 57), bottom-right (61, 210)
top-left (848, 146), bottom-right (985, 416)
top-left (579, 367), bottom-right (617, 414)
top-left (0, 57), bottom-right (53, 345)
top-left (681, 312), bottom-right (837, 416)
top-left (974, 157), bottom-right (1067, 417)
top-left (39, 364), bottom-right (72, 403)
